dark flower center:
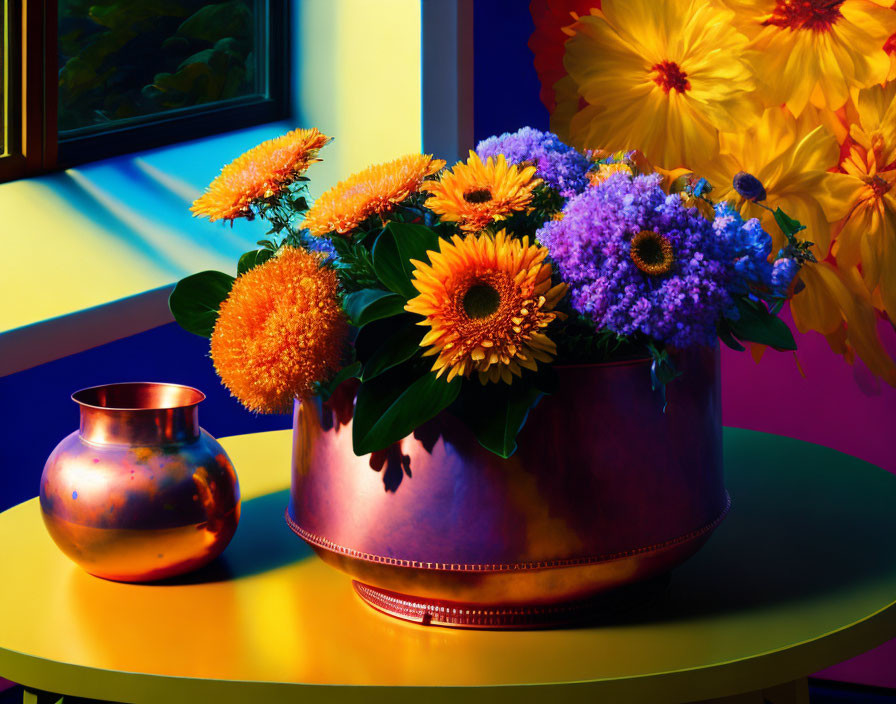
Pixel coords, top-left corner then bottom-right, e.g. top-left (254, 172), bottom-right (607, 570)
top-left (869, 175), bottom-right (891, 199)
top-left (651, 61), bottom-right (691, 94)
top-left (764, 0), bottom-right (844, 32)
top-left (463, 188), bottom-right (493, 204)
top-left (732, 171), bottom-right (768, 202)
top-left (463, 283), bottom-right (502, 318)
top-left (630, 230), bottom-right (675, 276)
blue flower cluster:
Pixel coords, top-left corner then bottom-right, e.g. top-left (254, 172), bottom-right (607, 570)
top-left (713, 202), bottom-right (797, 298)
top-left (475, 127), bottom-right (592, 198)
top-left (537, 173), bottom-right (797, 348)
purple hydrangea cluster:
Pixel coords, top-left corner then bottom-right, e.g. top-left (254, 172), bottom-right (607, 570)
top-left (537, 173), bottom-right (794, 348)
top-left (476, 127), bottom-right (591, 198)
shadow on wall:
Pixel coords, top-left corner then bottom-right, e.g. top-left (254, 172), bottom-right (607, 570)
top-left (0, 322), bottom-right (292, 513)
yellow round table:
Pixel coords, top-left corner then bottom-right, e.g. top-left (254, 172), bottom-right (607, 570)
top-left (1, 428), bottom-right (895, 704)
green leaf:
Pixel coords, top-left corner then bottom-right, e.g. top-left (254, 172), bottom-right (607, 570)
top-left (372, 222), bottom-right (441, 299)
top-left (237, 248), bottom-right (274, 276)
top-left (457, 378), bottom-right (547, 458)
top-left (316, 361), bottom-right (362, 402)
top-left (352, 364), bottom-right (461, 455)
top-left (727, 297), bottom-right (797, 350)
top-left (168, 271), bottom-right (235, 338)
top-left (357, 319), bottom-right (426, 381)
top-left (342, 289), bottom-right (406, 326)
top-left (717, 320), bottom-right (747, 352)
top-left (773, 208), bottom-right (806, 239)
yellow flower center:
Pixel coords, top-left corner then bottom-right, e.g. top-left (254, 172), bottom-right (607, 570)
top-left (463, 188), bottom-right (493, 204)
top-left (630, 230), bottom-right (675, 276)
top-left (651, 60), bottom-right (691, 94)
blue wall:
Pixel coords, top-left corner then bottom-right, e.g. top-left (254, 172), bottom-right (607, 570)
top-left (473, 1), bottom-right (548, 142)
top-left (0, 323), bottom-right (291, 513)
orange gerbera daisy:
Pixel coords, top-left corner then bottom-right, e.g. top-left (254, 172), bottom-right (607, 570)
top-left (720, 0), bottom-right (892, 115)
top-left (421, 152), bottom-right (541, 232)
top-left (404, 230), bottom-right (568, 384)
top-left (301, 154), bottom-right (445, 237)
top-left (210, 247), bottom-right (348, 412)
top-left (192, 128), bottom-right (331, 222)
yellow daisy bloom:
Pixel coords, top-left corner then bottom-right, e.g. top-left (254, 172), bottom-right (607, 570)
top-left (301, 154), bottom-right (445, 237)
top-left (560, 0), bottom-right (759, 169)
top-left (688, 106), bottom-right (895, 382)
top-left (192, 128), bottom-right (331, 222)
top-left (421, 152), bottom-right (541, 232)
top-left (695, 107), bottom-right (842, 257)
top-left (821, 83), bottom-right (896, 325)
top-left (404, 230), bottom-right (568, 384)
top-left (720, 0), bottom-right (893, 115)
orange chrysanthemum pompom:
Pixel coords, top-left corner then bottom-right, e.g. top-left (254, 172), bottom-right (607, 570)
top-left (192, 128), bottom-right (331, 222)
top-left (210, 248), bottom-right (348, 413)
top-left (405, 230), bottom-right (568, 384)
top-left (302, 154), bottom-right (446, 237)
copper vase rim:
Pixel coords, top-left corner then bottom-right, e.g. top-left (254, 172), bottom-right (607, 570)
top-left (72, 382), bottom-right (206, 412)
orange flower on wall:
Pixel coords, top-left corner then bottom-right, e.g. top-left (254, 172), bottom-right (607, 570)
top-left (822, 83), bottom-right (896, 323)
top-left (531, 0), bottom-right (896, 384)
top-left (719, 0), bottom-right (892, 115)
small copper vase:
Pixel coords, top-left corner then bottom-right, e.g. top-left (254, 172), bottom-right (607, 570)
top-left (40, 382), bottom-right (240, 582)
top-left (287, 347), bottom-right (727, 628)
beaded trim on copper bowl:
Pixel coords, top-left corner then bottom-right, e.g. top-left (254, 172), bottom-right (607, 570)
top-left (284, 492), bottom-right (730, 573)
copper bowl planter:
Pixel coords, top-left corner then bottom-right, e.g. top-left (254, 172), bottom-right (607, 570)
top-left (40, 382), bottom-right (240, 582)
top-left (287, 347), bottom-right (727, 628)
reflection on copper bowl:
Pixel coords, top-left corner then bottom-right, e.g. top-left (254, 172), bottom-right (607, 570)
top-left (40, 382), bottom-right (240, 582)
top-left (287, 347), bottom-right (727, 628)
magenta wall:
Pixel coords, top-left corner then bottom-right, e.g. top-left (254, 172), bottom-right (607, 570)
top-left (722, 305), bottom-right (896, 687)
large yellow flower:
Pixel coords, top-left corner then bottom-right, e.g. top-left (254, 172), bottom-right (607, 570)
top-left (822, 83), bottom-right (896, 325)
top-left (421, 152), bottom-right (541, 232)
top-left (696, 107), bottom-right (841, 257)
top-left (301, 154), bottom-right (445, 237)
top-left (211, 248), bottom-right (348, 412)
top-left (559, 0), bottom-right (759, 169)
top-left (404, 230), bottom-right (568, 384)
top-left (688, 106), bottom-right (896, 382)
top-left (720, 0), bottom-right (893, 115)
top-left (192, 128), bottom-right (330, 222)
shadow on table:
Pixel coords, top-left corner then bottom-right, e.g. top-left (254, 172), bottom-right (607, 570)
top-left (152, 489), bottom-right (313, 585)
top-left (609, 435), bottom-right (896, 628)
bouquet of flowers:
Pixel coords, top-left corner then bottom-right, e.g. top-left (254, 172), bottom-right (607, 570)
top-left (171, 126), bottom-right (809, 458)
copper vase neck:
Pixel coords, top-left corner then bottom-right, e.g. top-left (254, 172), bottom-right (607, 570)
top-left (73, 382), bottom-right (204, 446)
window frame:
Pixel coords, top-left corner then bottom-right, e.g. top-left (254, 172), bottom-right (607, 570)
top-left (1, 0), bottom-right (290, 183)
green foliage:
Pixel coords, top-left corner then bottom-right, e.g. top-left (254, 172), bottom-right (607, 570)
top-left (371, 222), bottom-right (440, 299)
top-left (722, 296), bottom-right (797, 351)
top-left (168, 270), bottom-right (234, 338)
top-left (352, 362), bottom-right (461, 455)
top-left (342, 289), bottom-right (406, 327)
top-left (355, 315), bottom-right (426, 381)
top-left (330, 235), bottom-right (381, 291)
top-left (237, 249), bottom-right (273, 275)
top-left (456, 369), bottom-right (557, 458)
top-left (58, 0), bottom-right (255, 132)
top-left (773, 208), bottom-right (817, 265)
top-left (314, 361), bottom-right (362, 402)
